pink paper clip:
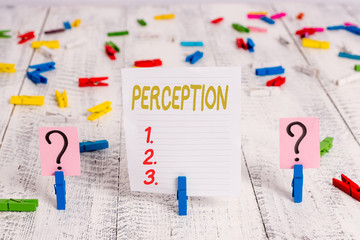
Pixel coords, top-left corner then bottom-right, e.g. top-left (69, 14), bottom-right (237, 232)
top-left (247, 14), bottom-right (266, 19)
top-left (248, 26), bottom-right (267, 33)
top-left (270, 12), bottom-right (286, 19)
top-left (344, 22), bottom-right (358, 27)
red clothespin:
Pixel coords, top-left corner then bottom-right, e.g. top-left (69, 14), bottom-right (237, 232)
top-left (78, 77), bottom-right (108, 87)
top-left (296, 28), bottom-right (316, 38)
top-left (333, 174), bottom-right (360, 201)
top-left (18, 31), bottom-right (35, 44)
top-left (134, 59), bottom-right (162, 67)
top-left (236, 38), bottom-right (247, 50)
top-left (211, 17), bottom-right (224, 24)
top-left (266, 76), bottom-right (286, 87)
top-left (105, 45), bottom-right (116, 60)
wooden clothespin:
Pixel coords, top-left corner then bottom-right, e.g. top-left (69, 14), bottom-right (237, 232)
top-left (55, 90), bottom-right (68, 108)
top-left (177, 176), bottom-right (188, 216)
top-left (10, 96), bottom-right (45, 106)
top-left (0, 30), bottom-right (11, 38)
top-left (78, 77), bottom-right (108, 87)
top-left (0, 199), bottom-right (38, 211)
top-left (292, 164), bottom-right (303, 203)
top-left (87, 101), bottom-right (112, 121)
top-left (333, 174), bottom-right (360, 201)
top-left (54, 171), bottom-right (66, 210)
top-left (0, 63), bottom-right (16, 73)
top-left (18, 31), bottom-right (35, 44)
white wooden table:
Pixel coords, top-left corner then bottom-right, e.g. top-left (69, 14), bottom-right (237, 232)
top-left (0, 2), bottom-right (360, 239)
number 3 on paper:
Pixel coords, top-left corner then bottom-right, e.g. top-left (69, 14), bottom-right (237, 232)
top-left (144, 169), bottom-right (157, 185)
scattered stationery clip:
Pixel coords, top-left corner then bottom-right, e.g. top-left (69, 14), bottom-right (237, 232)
top-left (105, 45), bottom-right (116, 60)
top-left (296, 13), bottom-right (304, 20)
top-left (232, 23), bottom-right (249, 33)
top-left (250, 87), bottom-right (280, 97)
top-left (247, 38), bottom-right (255, 52)
top-left (18, 31), bottom-right (35, 44)
top-left (327, 25), bottom-right (345, 30)
top-left (39, 46), bottom-right (56, 59)
top-left (320, 137), bottom-right (333, 157)
top-left (0, 63), bottom-right (16, 73)
top-left (270, 12), bottom-right (286, 19)
top-left (27, 71), bottom-right (47, 84)
top-left (44, 112), bottom-right (78, 123)
top-left (296, 28), bottom-right (323, 38)
top-left (211, 17), bottom-right (223, 24)
top-left (338, 52), bottom-right (360, 60)
top-left (292, 164), bottom-right (303, 203)
top-left (72, 19), bottom-right (81, 27)
top-left (107, 31), bottom-right (129, 37)
top-left (10, 96), bottom-right (44, 106)
top-left (0, 30), bottom-right (11, 38)
top-left (336, 74), bottom-right (360, 86)
top-left (105, 41), bottom-right (120, 52)
top-left (248, 26), bottom-right (267, 33)
top-left (63, 21), bottom-right (72, 30)
top-left (137, 19), bottom-right (147, 26)
top-left (27, 61), bottom-right (55, 84)
top-left (278, 36), bottom-right (289, 46)
top-left (355, 65), bottom-right (360, 71)
top-left (185, 51), bottom-right (203, 64)
top-left (247, 14), bottom-right (266, 19)
top-left (266, 76), bottom-right (286, 87)
top-left (260, 16), bottom-right (275, 25)
top-left (134, 59), bottom-right (162, 67)
top-left (31, 40), bottom-right (60, 49)
top-left (65, 37), bottom-right (87, 50)
top-left (54, 171), bottom-right (66, 210)
top-left (180, 41), bottom-right (204, 47)
top-left (177, 176), bottom-right (188, 216)
top-left (344, 25), bottom-right (360, 36)
top-left (154, 14), bottom-right (175, 20)
top-left (79, 77), bottom-right (109, 87)
top-left (29, 61), bottom-right (55, 72)
top-left (294, 65), bottom-right (319, 77)
top-left (256, 66), bottom-right (285, 76)
top-left (236, 38), bottom-right (247, 50)
top-left (0, 199), bottom-right (38, 212)
top-left (44, 28), bottom-right (66, 34)
top-left (55, 90), bottom-right (68, 108)
top-left (87, 101), bottom-right (112, 121)
top-left (344, 22), bottom-right (357, 27)
top-left (333, 174), bottom-right (360, 201)
top-left (302, 38), bottom-right (329, 49)
top-left (79, 140), bottom-right (109, 153)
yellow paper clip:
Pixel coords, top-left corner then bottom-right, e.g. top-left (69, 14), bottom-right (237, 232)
top-left (72, 19), bottom-right (81, 27)
top-left (55, 90), bottom-right (68, 108)
top-left (154, 14), bottom-right (175, 20)
top-left (31, 40), bottom-right (60, 49)
top-left (248, 11), bottom-right (268, 15)
top-left (10, 96), bottom-right (45, 106)
top-left (0, 63), bottom-right (16, 73)
top-left (302, 38), bottom-right (329, 49)
top-left (87, 101), bottom-right (112, 121)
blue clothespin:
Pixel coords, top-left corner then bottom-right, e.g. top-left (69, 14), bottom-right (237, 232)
top-left (260, 16), bottom-right (275, 25)
top-left (64, 21), bottom-right (72, 30)
top-left (185, 51), bottom-right (203, 64)
top-left (54, 171), bottom-right (66, 210)
top-left (27, 71), bottom-right (47, 84)
top-left (177, 176), bottom-right (188, 216)
top-left (79, 140), bottom-right (109, 153)
top-left (327, 25), bottom-right (345, 30)
top-left (29, 62), bottom-right (56, 73)
top-left (292, 164), bottom-right (303, 203)
top-left (180, 41), bottom-right (204, 47)
top-left (247, 38), bottom-right (255, 53)
top-left (338, 52), bottom-right (360, 60)
top-left (27, 62), bottom-right (56, 84)
top-left (344, 26), bottom-right (360, 35)
top-left (255, 66), bottom-right (285, 76)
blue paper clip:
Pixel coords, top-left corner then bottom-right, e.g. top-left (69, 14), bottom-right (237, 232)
top-left (79, 140), bottom-right (109, 153)
top-left (27, 71), bottom-right (47, 84)
top-left (247, 38), bottom-right (255, 53)
top-left (339, 52), bottom-right (360, 60)
top-left (292, 164), bottom-right (303, 203)
top-left (28, 62), bottom-right (56, 73)
top-left (260, 16), bottom-right (275, 25)
top-left (64, 21), bottom-right (72, 30)
top-left (185, 51), bottom-right (203, 64)
top-left (177, 176), bottom-right (188, 216)
top-left (180, 41), bottom-right (204, 47)
top-left (255, 66), bottom-right (285, 76)
top-left (54, 171), bottom-right (66, 210)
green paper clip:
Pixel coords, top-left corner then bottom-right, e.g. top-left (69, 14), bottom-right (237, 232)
top-left (355, 65), bottom-right (360, 72)
top-left (232, 24), bottom-right (249, 33)
top-left (105, 41), bottom-right (120, 52)
top-left (320, 137), bottom-right (333, 157)
top-left (107, 31), bottom-right (129, 37)
top-left (0, 30), bottom-right (11, 38)
top-left (137, 19), bottom-right (147, 26)
top-left (0, 199), bottom-right (38, 212)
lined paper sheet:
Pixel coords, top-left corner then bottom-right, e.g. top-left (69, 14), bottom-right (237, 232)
top-left (121, 67), bottom-right (241, 197)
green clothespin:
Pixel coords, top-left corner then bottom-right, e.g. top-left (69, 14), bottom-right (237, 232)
top-left (137, 19), bottom-right (147, 26)
top-left (105, 41), bottom-right (120, 52)
top-left (107, 31), bottom-right (129, 37)
top-left (0, 30), bottom-right (11, 38)
top-left (0, 199), bottom-right (38, 211)
top-left (355, 65), bottom-right (360, 72)
top-left (320, 137), bottom-right (333, 157)
top-left (232, 24), bottom-right (249, 33)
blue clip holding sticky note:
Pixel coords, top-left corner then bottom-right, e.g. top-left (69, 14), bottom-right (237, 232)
top-left (255, 66), bottom-right (285, 76)
top-left (29, 62), bottom-right (56, 73)
top-left (180, 41), bottom-right (204, 47)
top-left (177, 176), bottom-right (188, 216)
top-left (292, 164), bottom-right (303, 203)
top-left (247, 38), bottom-right (255, 53)
top-left (54, 171), bottom-right (66, 210)
top-left (260, 16), bottom-right (275, 25)
top-left (185, 51), bottom-right (203, 64)
top-left (64, 21), bottom-right (72, 30)
top-left (79, 140), bottom-right (109, 153)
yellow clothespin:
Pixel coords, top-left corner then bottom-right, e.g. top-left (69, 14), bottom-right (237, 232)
top-left (0, 63), bottom-right (16, 73)
top-left (248, 11), bottom-right (268, 15)
top-left (87, 101), bottom-right (112, 121)
top-left (10, 96), bottom-right (45, 106)
top-left (302, 38), bottom-right (329, 49)
top-left (55, 90), bottom-right (68, 108)
top-left (72, 19), bottom-right (81, 27)
top-left (154, 14), bottom-right (175, 20)
top-left (31, 40), bottom-right (60, 49)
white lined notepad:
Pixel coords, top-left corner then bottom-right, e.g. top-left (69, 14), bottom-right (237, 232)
top-left (122, 67), bottom-right (241, 197)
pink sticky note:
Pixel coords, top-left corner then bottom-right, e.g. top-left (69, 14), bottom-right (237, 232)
top-left (279, 117), bottom-right (320, 169)
top-left (39, 127), bottom-right (81, 176)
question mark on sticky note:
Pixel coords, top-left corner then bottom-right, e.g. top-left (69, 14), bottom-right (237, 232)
top-left (45, 130), bottom-right (68, 170)
top-left (286, 121), bottom-right (307, 162)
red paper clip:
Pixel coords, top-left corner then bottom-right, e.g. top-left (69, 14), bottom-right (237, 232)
top-left (105, 45), bottom-right (116, 60)
top-left (78, 77), bottom-right (108, 87)
top-left (211, 17), bottom-right (224, 24)
top-left (266, 76), bottom-right (286, 87)
top-left (333, 174), bottom-right (360, 201)
top-left (134, 59), bottom-right (162, 67)
top-left (18, 31), bottom-right (35, 44)
top-left (236, 38), bottom-right (247, 50)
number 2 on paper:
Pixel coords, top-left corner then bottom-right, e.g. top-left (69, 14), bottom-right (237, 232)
top-left (143, 149), bottom-right (154, 165)
top-left (144, 169), bottom-right (157, 185)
